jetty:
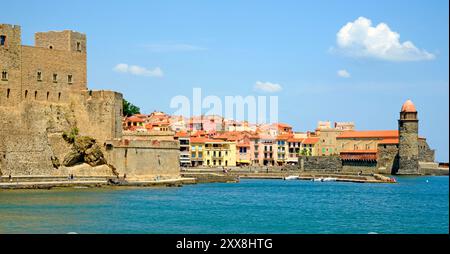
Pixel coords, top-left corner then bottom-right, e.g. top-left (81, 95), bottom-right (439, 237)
top-left (182, 167), bottom-right (398, 183)
top-left (0, 175), bottom-right (196, 190)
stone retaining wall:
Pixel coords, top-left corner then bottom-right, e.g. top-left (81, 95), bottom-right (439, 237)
top-left (299, 156), bottom-right (342, 172)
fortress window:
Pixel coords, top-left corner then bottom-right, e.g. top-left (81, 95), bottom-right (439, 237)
top-left (34, 91), bottom-right (37, 99)
top-left (0, 35), bottom-right (6, 46)
top-left (58, 92), bottom-right (61, 101)
top-left (37, 71), bottom-right (42, 81)
top-left (1, 71), bottom-right (7, 80)
top-left (76, 42), bottom-right (81, 51)
top-left (53, 73), bottom-right (58, 83)
top-left (47, 92), bottom-right (50, 100)
top-left (68, 75), bottom-right (73, 84)
top-left (7, 88), bottom-right (10, 98)
top-left (25, 90), bottom-right (28, 99)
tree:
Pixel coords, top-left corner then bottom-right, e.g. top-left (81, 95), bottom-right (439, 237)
top-left (300, 148), bottom-right (310, 156)
top-left (123, 99), bottom-right (140, 117)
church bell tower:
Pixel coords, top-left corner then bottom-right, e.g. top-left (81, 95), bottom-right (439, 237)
top-left (397, 99), bottom-right (420, 174)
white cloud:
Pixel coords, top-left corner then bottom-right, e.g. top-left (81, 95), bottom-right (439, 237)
top-left (337, 69), bottom-right (351, 78)
top-left (113, 64), bottom-right (163, 77)
top-left (254, 81), bottom-right (283, 93)
top-left (335, 17), bottom-right (435, 61)
top-left (143, 43), bottom-right (207, 52)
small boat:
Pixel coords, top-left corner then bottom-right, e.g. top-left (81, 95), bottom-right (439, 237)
top-left (283, 175), bottom-right (299, 180)
top-left (312, 177), bottom-right (337, 182)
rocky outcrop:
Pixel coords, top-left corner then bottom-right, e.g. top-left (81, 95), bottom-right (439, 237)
top-left (84, 144), bottom-right (106, 166)
top-left (63, 150), bottom-right (84, 166)
top-left (62, 136), bottom-right (107, 167)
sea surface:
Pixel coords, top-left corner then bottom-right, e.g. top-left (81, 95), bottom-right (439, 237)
top-left (0, 176), bottom-right (448, 234)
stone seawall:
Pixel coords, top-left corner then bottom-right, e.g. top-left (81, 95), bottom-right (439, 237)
top-left (105, 139), bottom-right (180, 180)
top-left (299, 156), bottom-right (342, 172)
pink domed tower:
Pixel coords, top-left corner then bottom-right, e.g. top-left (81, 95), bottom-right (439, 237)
top-left (397, 99), bottom-right (419, 174)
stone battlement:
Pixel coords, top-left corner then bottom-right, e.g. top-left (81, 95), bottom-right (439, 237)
top-left (0, 24), bottom-right (180, 181)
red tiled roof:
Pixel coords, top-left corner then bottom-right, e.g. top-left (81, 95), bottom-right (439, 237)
top-left (275, 123), bottom-right (292, 128)
top-left (250, 135), bottom-right (260, 139)
top-left (288, 138), bottom-right (304, 143)
top-left (190, 137), bottom-right (223, 143)
top-left (276, 134), bottom-right (292, 140)
top-left (237, 142), bottom-right (250, 147)
top-left (175, 131), bottom-right (190, 138)
top-left (126, 116), bottom-right (144, 122)
top-left (303, 137), bottom-right (319, 144)
top-left (340, 150), bottom-right (377, 154)
top-left (337, 130), bottom-right (398, 139)
top-left (379, 138), bottom-right (399, 144)
top-left (340, 150), bottom-right (377, 161)
top-left (190, 137), bottom-right (210, 143)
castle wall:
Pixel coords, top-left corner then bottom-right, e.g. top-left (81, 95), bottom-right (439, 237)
top-left (0, 24), bottom-right (181, 180)
top-left (341, 161), bottom-right (378, 173)
top-left (71, 90), bottom-right (123, 144)
top-left (122, 131), bottom-right (176, 141)
top-left (418, 138), bottom-right (435, 162)
top-left (0, 93), bottom-right (123, 176)
top-left (21, 45), bottom-right (87, 97)
top-left (0, 101), bottom-right (75, 175)
top-left (35, 30), bottom-right (86, 53)
top-left (0, 24), bottom-right (22, 107)
top-left (104, 139), bottom-right (180, 180)
top-left (299, 156), bottom-right (342, 172)
top-left (377, 144), bottom-right (399, 174)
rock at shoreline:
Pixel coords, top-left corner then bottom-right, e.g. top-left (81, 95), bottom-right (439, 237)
top-left (62, 135), bottom-right (107, 168)
top-left (74, 136), bottom-right (96, 153)
top-left (63, 150), bottom-right (83, 167)
top-left (84, 144), bottom-right (106, 166)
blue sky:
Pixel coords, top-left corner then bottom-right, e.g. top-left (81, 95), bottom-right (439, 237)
top-left (2, 0), bottom-right (448, 161)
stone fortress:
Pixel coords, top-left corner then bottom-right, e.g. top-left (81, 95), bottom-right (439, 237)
top-left (0, 24), bottom-right (180, 180)
top-left (300, 99), bottom-right (439, 175)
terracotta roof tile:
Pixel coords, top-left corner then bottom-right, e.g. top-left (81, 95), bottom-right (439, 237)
top-left (175, 131), bottom-right (190, 138)
top-left (126, 116), bottom-right (145, 122)
top-left (379, 138), bottom-right (399, 144)
top-left (337, 130), bottom-right (398, 139)
top-left (303, 137), bottom-right (319, 144)
top-left (288, 138), bottom-right (305, 142)
top-left (340, 150), bottom-right (377, 154)
top-left (401, 99), bottom-right (417, 112)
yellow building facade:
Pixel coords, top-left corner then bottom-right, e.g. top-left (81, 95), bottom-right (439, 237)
top-left (190, 137), bottom-right (236, 167)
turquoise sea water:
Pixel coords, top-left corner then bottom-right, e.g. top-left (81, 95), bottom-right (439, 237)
top-left (0, 176), bottom-right (448, 234)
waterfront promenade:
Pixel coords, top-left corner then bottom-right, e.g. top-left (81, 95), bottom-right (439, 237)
top-left (181, 167), bottom-right (399, 184)
top-left (0, 175), bottom-right (196, 189)
top-left (1, 164), bottom-right (447, 189)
